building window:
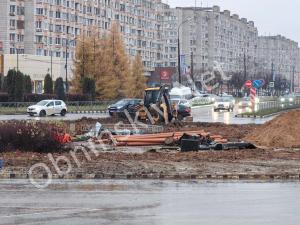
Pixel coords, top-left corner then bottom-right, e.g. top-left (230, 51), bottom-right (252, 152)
top-left (55, 11), bottom-right (61, 18)
top-left (36, 8), bottom-right (43, 15)
top-left (35, 35), bottom-right (43, 43)
top-left (17, 34), bottom-right (24, 42)
top-left (10, 48), bottom-right (15, 54)
top-left (17, 6), bottom-right (25, 15)
top-left (56, 51), bottom-right (61, 57)
top-left (9, 33), bottom-right (15, 41)
top-left (36, 21), bottom-right (42, 29)
top-left (9, 5), bottom-right (16, 14)
top-left (55, 25), bottom-right (62, 32)
top-left (9, 20), bottom-right (15, 28)
top-left (55, 37), bottom-right (61, 45)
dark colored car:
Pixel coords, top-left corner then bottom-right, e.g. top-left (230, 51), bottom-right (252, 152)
top-left (171, 99), bottom-right (192, 119)
top-left (108, 99), bottom-right (142, 117)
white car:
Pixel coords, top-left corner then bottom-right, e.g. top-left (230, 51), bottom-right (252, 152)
top-left (214, 97), bottom-right (235, 112)
top-left (27, 100), bottom-right (67, 117)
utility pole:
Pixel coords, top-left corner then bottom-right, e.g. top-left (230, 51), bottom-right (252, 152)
top-left (16, 47), bottom-right (19, 72)
top-left (271, 61), bottom-right (275, 81)
top-left (292, 66), bottom-right (295, 93)
top-left (65, 40), bottom-right (68, 93)
top-left (243, 52), bottom-right (246, 81)
top-left (50, 51), bottom-right (53, 79)
top-left (177, 36), bottom-right (181, 84)
top-left (190, 51), bottom-right (194, 82)
top-left (82, 34), bottom-right (85, 78)
top-left (177, 18), bottom-right (192, 84)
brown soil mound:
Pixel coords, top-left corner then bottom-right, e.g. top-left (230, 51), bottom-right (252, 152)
top-left (245, 110), bottom-right (300, 148)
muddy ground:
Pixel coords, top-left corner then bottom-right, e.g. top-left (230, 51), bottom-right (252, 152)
top-left (2, 122), bottom-right (300, 177)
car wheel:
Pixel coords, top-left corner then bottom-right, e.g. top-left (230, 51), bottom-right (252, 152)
top-left (60, 109), bottom-right (67, 116)
top-left (29, 114), bottom-right (34, 117)
top-left (214, 109), bottom-right (218, 112)
top-left (39, 110), bottom-right (46, 117)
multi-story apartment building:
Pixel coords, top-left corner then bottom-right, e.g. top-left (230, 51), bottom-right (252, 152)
top-left (0, 0), bottom-right (25, 55)
top-left (161, 3), bottom-right (178, 68)
top-left (257, 35), bottom-right (299, 82)
top-left (0, 1), bottom-right (299, 88)
top-left (0, 0), bottom-right (166, 78)
top-left (167, 6), bottom-right (258, 78)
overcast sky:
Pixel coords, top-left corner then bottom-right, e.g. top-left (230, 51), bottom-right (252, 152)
top-left (165, 0), bottom-right (300, 44)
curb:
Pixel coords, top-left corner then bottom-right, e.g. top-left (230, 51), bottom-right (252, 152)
top-left (69, 111), bottom-right (108, 114)
top-left (1, 171), bottom-right (300, 181)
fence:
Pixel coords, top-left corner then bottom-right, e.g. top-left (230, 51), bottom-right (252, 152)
top-left (256, 98), bottom-right (300, 112)
top-left (0, 101), bottom-right (114, 115)
top-left (190, 97), bottom-right (214, 106)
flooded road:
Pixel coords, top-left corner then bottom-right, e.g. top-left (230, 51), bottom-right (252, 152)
top-left (0, 180), bottom-right (299, 225)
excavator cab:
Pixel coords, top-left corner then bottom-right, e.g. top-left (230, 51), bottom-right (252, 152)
top-left (138, 85), bottom-right (177, 124)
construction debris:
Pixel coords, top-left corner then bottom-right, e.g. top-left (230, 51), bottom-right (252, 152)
top-left (107, 130), bottom-right (222, 147)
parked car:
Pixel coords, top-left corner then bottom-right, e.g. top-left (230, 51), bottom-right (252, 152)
top-left (238, 97), bottom-right (252, 108)
top-left (27, 100), bottom-right (67, 117)
top-left (171, 99), bottom-right (192, 119)
top-left (108, 98), bottom-right (142, 116)
top-left (213, 97), bottom-right (235, 112)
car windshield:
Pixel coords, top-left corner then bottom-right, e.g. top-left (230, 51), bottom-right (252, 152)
top-left (36, 100), bottom-right (50, 106)
top-left (115, 99), bottom-right (130, 106)
top-left (216, 97), bottom-right (232, 102)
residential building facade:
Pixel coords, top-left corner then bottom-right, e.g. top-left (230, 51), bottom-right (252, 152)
top-left (0, 0), bottom-right (166, 79)
top-left (257, 35), bottom-right (299, 82)
top-left (0, 1), bottom-right (299, 88)
top-left (170, 6), bottom-right (258, 78)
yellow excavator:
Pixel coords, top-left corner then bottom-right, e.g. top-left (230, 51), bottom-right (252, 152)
top-left (137, 85), bottom-right (178, 124)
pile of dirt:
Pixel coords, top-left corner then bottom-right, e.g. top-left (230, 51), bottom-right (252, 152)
top-left (245, 110), bottom-right (300, 148)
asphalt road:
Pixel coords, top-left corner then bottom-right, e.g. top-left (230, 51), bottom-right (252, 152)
top-left (0, 113), bottom-right (108, 121)
top-left (0, 180), bottom-right (299, 225)
top-left (191, 105), bottom-right (274, 124)
top-left (0, 104), bottom-right (274, 124)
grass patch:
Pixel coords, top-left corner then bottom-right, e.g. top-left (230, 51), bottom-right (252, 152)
top-left (0, 103), bottom-right (110, 115)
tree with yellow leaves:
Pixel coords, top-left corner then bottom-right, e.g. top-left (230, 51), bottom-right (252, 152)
top-left (72, 24), bottom-right (146, 100)
top-left (72, 29), bottom-right (99, 94)
top-left (126, 53), bottom-right (147, 98)
top-left (106, 22), bottom-right (131, 98)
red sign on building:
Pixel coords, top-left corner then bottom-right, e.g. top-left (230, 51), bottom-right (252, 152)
top-left (160, 70), bottom-right (170, 80)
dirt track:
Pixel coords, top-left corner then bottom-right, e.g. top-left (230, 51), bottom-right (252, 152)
top-left (0, 116), bottom-right (300, 178)
top-left (2, 148), bottom-right (300, 176)
top-left (2, 121), bottom-right (300, 177)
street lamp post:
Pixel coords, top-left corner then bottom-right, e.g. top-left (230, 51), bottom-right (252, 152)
top-left (65, 40), bottom-right (69, 93)
top-left (13, 43), bottom-right (19, 72)
top-left (177, 17), bottom-right (192, 84)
